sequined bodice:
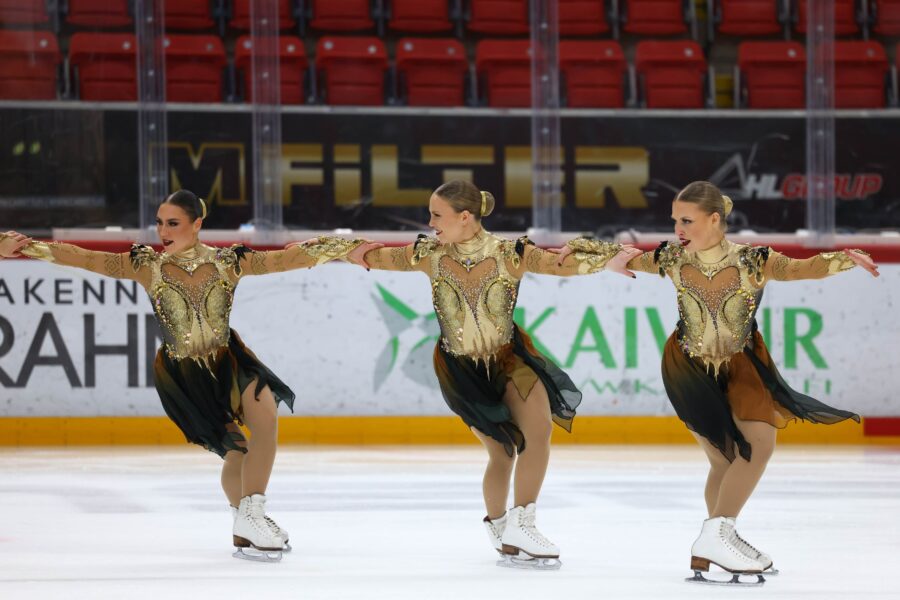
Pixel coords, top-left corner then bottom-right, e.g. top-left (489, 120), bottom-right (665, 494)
top-left (661, 241), bottom-right (766, 374)
top-left (426, 231), bottom-right (522, 364)
top-left (143, 244), bottom-right (240, 363)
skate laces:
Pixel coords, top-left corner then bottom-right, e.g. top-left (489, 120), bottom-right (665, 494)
top-left (520, 510), bottom-right (553, 548)
top-left (731, 531), bottom-right (762, 558)
top-left (264, 515), bottom-right (283, 535)
top-left (245, 500), bottom-right (272, 534)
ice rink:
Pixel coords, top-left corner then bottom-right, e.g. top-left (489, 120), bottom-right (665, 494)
top-left (1, 445), bottom-right (898, 599)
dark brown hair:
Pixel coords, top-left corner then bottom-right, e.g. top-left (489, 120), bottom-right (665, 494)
top-left (163, 189), bottom-right (206, 221)
top-left (433, 180), bottom-right (495, 219)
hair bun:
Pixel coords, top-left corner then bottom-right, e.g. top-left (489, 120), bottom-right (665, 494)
top-left (722, 195), bottom-right (733, 217)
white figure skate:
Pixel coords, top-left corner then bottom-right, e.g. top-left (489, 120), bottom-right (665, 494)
top-left (231, 504), bottom-right (292, 553)
top-left (686, 516), bottom-right (766, 586)
top-left (232, 494), bottom-right (285, 562)
top-left (498, 503), bottom-right (561, 570)
top-left (733, 528), bottom-right (776, 574)
top-left (483, 513), bottom-right (507, 555)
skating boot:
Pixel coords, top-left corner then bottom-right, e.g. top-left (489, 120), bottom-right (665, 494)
top-left (498, 503), bottom-right (561, 570)
top-left (232, 494), bottom-right (285, 562)
top-left (483, 513), bottom-right (507, 555)
top-left (732, 528), bottom-right (776, 574)
top-left (231, 504), bottom-right (292, 553)
top-left (687, 516), bottom-right (766, 586)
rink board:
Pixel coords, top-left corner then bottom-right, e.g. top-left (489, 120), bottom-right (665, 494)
top-left (1, 247), bottom-right (898, 445)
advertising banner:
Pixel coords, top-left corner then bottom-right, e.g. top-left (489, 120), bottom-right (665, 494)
top-left (1, 258), bottom-right (895, 417)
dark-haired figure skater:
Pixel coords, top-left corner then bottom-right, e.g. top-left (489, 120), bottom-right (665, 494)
top-left (6, 190), bottom-right (377, 561)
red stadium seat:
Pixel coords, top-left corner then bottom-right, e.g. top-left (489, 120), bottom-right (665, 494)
top-left (235, 35), bottom-right (307, 104)
top-left (475, 40), bottom-right (531, 107)
top-left (164, 34), bottom-right (227, 102)
top-left (559, 0), bottom-right (610, 36)
top-left (69, 32), bottom-right (136, 101)
top-left (873, 0), bottom-right (900, 35)
top-left (230, 0), bottom-right (295, 30)
top-left (559, 41), bottom-right (626, 107)
top-left (0, 30), bottom-right (59, 100)
top-left (388, 0), bottom-right (453, 32)
top-left (623, 0), bottom-right (687, 35)
top-left (468, 0), bottom-right (529, 35)
top-left (165, 0), bottom-right (215, 30)
top-left (310, 0), bottom-right (373, 31)
top-left (794, 0), bottom-right (858, 35)
top-left (716, 0), bottom-right (783, 36)
top-left (396, 38), bottom-right (467, 106)
top-left (635, 40), bottom-right (707, 108)
top-left (66, 0), bottom-right (132, 27)
top-left (737, 41), bottom-right (805, 108)
top-left (0, 0), bottom-right (49, 25)
top-left (315, 36), bottom-right (388, 105)
top-left (834, 41), bottom-right (888, 108)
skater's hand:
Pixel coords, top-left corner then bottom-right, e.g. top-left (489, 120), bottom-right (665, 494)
top-left (347, 241), bottom-right (384, 270)
top-left (606, 246), bottom-right (642, 278)
top-left (844, 249), bottom-right (880, 277)
top-left (0, 231), bottom-right (31, 258)
top-left (549, 245), bottom-right (572, 266)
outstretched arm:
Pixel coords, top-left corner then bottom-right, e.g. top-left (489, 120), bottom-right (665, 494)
top-left (241, 236), bottom-right (377, 277)
top-left (357, 244), bottom-right (427, 273)
top-left (528, 238), bottom-right (642, 278)
top-left (4, 232), bottom-right (151, 286)
top-left (765, 249), bottom-right (879, 281)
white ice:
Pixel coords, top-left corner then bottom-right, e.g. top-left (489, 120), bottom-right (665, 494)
top-left (1, 445), bottom-right (898, 599)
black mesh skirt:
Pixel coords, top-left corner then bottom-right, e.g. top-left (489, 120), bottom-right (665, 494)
top-left (433, 325), bottom-right (582, 457)
top-left (153, 329), bottom-right (295, 457)
top-left (662, 323), bottom-right (859, 462)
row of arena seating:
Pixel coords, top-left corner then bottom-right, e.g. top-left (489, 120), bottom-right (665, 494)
top-left (1, 0), bottom-right (899, 39)
top-left (0, 31), bottom-right (895, 108)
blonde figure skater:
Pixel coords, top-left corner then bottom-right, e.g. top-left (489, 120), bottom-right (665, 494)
top-left (319, 180), bottom-right (641, 569)
top-left (557, 180), bottom-right (878, 584)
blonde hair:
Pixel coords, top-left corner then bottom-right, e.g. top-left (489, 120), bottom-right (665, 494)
top-left (434, 180), bottom-right (495, 219)
top-left (675, 181), bottom-right (731, 230)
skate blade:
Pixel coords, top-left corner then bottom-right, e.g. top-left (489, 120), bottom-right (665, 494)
top-left (232, 547), bottom-right (283, 563)
top-left (496, 553), bottom-right (562, 571)
top-left (685, 570), bottom-right (765, 586)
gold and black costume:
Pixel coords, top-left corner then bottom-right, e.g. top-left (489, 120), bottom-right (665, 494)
top-left (606, 238), bottom-right (860, 461)
top-left (363, 230), bottom-right (622, 456)
top-left (15, 236), bottom-right (364, 457)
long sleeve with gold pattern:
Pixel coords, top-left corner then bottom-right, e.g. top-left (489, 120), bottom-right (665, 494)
top-left (238, 236), bottom-right (368, 277)
top-left (18, 239), bottom-right (152, 287)
top-left (359, 242), bottom-right (423, 273)
top-left (626, 251), bottom-right (662, 275)
top-left (514, 237), bottom-right (623, 277)
top-left (763, 250), bottom-right (857, 282)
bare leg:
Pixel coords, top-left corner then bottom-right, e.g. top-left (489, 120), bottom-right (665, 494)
top-left (504, 381), bottom-right (553, 507)
top-left (239, 380), bottom-right (279, 497)
top-left (472, 428), bottom-right (515, 519)
top-left (712, 416), bottom-right (777, 518)
top-left (690, 432), bottom-right (731, 517)
top-left (221, 423), bottom-right (246, 507)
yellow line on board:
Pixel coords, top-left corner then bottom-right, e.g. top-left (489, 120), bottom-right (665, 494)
top-left (0, 416), bottom-right (895, 447)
